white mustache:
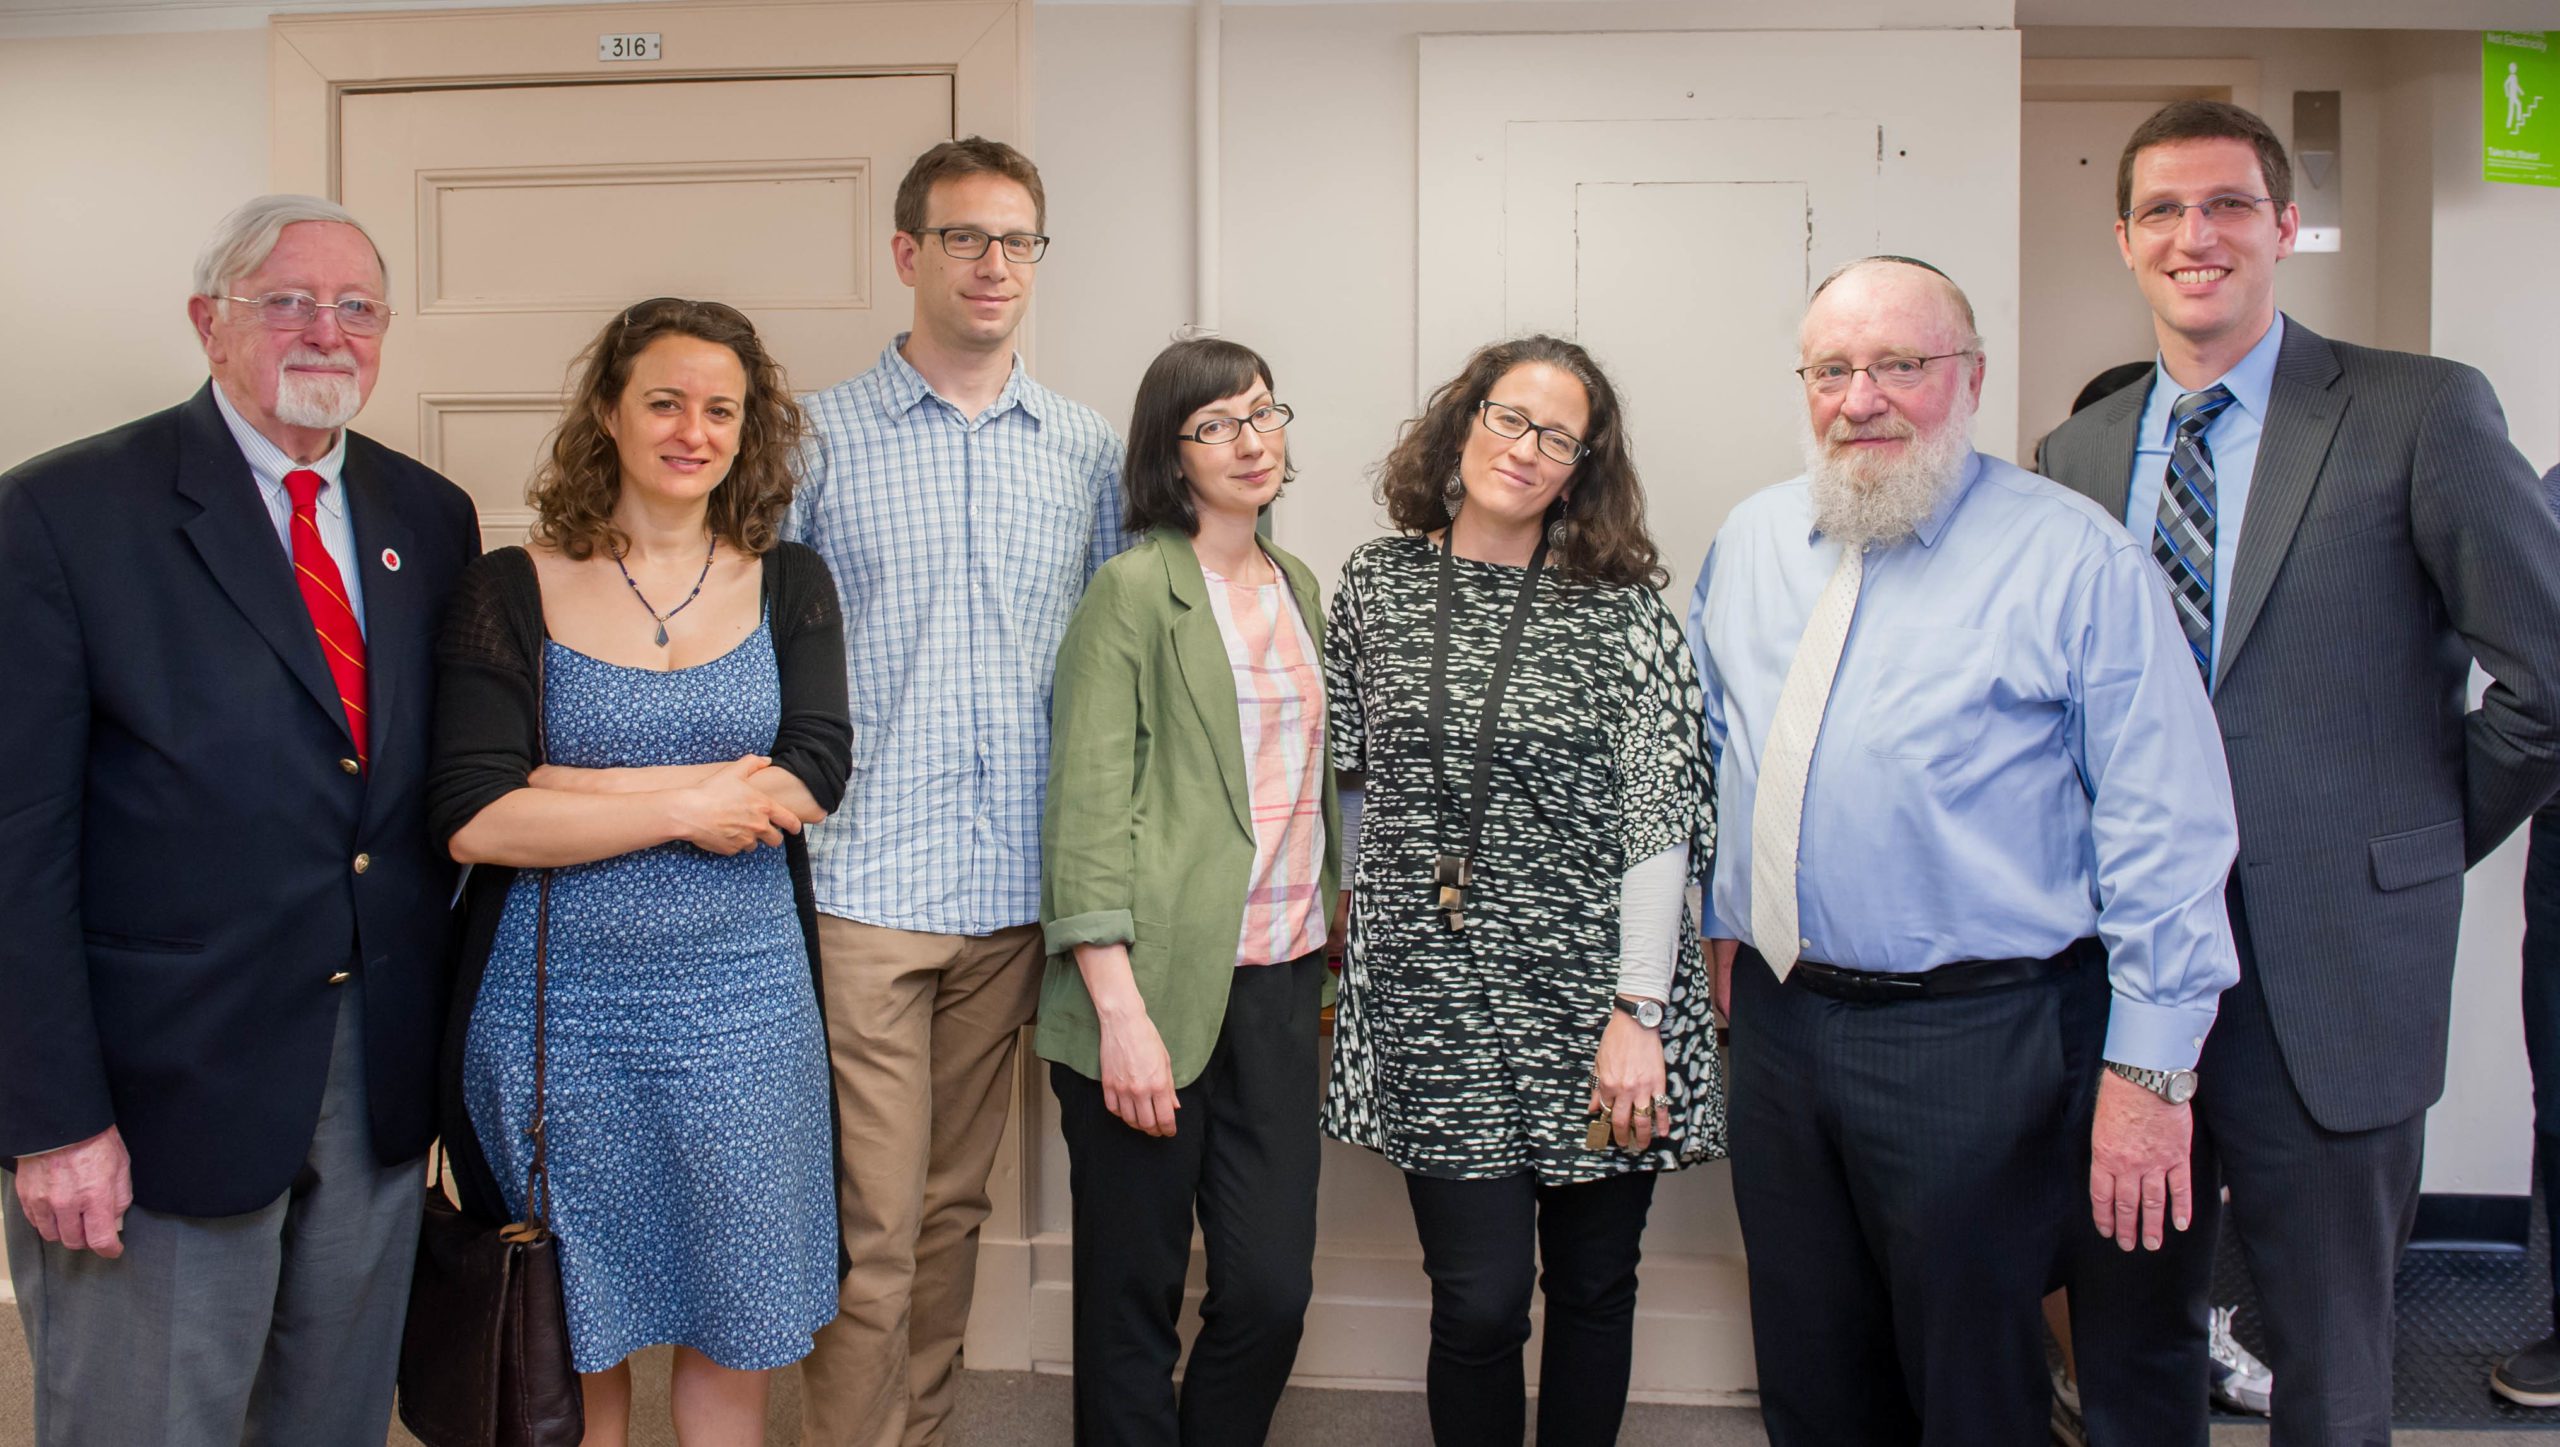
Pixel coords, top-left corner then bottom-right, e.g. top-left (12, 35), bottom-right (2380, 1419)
top-left (283, 345), bottom-right (358, 374)
top-left (1827, 418), bottom-right (1916, 446)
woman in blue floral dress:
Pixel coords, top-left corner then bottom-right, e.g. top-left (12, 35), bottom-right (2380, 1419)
top-left (428, 298), bottom-right (850, 1445)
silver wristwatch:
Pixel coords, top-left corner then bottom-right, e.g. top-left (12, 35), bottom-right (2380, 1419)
top-left (1614, 995), bottom-right (1665, 1029)
top-left (2105, 1060), bottom-right (2198, 1105)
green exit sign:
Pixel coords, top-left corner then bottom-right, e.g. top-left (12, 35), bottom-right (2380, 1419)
top-left (2487, 31), bottom-right (2558, 187)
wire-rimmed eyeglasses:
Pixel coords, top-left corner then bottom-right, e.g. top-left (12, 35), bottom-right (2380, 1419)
top-left (221, 291), bottom-right (396, 337)
top-left (2120, 194), bottom-right (2274, 231)
top-left (1794, 352), bottom-right (1972, 395)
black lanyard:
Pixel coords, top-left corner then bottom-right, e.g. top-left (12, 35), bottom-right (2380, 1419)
top-left (1425, 528), bottom-right (1549, 931)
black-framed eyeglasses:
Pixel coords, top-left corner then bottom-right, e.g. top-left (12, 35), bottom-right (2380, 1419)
top-left (1793, 352), bottom-right (1972, 395)
top-left (1475, 399), bottom-right (1587, 465)
top-left (2120, 194), bottom-right (2273, 231)
top-left (221, 291), bottom-right (396, 337)
top-left (914, 227), bottom-right (1050, 263)
top-left (1177, 402), bottom-right (1293, 446)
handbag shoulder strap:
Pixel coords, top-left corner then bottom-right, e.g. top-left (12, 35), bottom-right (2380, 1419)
top-left (520, 592), bottom-right (557, 1237)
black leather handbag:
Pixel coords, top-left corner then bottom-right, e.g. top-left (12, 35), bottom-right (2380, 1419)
top-left (395, 868), bottom-right (584, 1447)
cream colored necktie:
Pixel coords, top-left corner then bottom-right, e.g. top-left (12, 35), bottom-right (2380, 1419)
top-left (1750, 545), bottom-right (1865, 980)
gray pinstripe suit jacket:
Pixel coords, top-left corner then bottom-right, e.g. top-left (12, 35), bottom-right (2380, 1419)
top-left (2042, 317), bottom-right (2560, 1134)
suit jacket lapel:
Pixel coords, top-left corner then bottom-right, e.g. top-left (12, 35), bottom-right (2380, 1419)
top-left (2218, 321), bottom-right (2346, 690)
top-left (345, 442), bottom-right (417, 792)
top-left (173, 385), bottom-right (349, 741)
top-left (1160, 531), bottom-right (1255, 839)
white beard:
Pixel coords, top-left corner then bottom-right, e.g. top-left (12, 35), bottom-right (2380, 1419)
top-left (1801, 394), bottom-right (1978, 552)
top-left (271, 345), bottom-right (363, 430)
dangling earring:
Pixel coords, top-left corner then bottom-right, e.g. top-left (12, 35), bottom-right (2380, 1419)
top-left (1547, 496), bottom-right (1572, 548)
top-left (1443, 468), bottom-right (1465, 512)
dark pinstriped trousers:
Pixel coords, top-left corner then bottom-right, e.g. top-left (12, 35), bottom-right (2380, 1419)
top-left (1728, 945), bottom-right (2097, 1447)
top-left (2066, 881), bottom-right (2425, 1447)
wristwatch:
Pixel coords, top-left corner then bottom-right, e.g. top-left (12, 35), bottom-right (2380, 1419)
top-left (2105, 1060), bottom-right (2198, 1105)
top-left (1614, 995), bottom-right (1665, 1029)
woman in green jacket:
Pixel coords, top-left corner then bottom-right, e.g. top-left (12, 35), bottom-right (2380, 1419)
top-left (1038, 337), bottom-right (1340, 1447)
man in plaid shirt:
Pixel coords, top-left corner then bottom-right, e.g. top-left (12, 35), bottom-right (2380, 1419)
top-left (788, 138), bottom-right (1126, 1447)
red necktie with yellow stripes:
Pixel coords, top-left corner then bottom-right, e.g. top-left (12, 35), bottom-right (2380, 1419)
top-left (282, 468), bottom-right (368, 768)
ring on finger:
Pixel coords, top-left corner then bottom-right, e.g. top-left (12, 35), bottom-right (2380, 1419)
top-left (1651, 1093), bottom-right (1671, 1112)
top-left (1631, 1099), bottom-right (1652, 1116)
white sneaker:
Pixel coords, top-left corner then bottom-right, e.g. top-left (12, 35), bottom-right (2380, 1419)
top-left (2208, 1306), bottom-right (2274, 1415)
top-left (2050, 1364), bottom-right (2087, 1447)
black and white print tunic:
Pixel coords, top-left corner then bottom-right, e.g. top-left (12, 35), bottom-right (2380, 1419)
top-left (1323, 535), bottom-right (1724, 1183)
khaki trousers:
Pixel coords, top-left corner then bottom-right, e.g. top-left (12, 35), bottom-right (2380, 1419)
top-left (799, 917), bottom-right (1044, 1447)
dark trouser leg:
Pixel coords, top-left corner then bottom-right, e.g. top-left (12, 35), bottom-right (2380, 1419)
top-left (1728, 951), bottom-right (1917, 1447)
top-left (1845, 968), bottom-right (2075, 1447)
top-left (1529, 1171), bottom-right (1656, 1447)
top-left (2206, 952), bottom-right (2420, 1447)
top-left (1179, 953), bottom-right (1323, 1447)
top-left (2071, 884), bottom-right (2423, 1447)
top-left (1053, 1059), bottom-right (1206, 1447)
top-left (1404, 1171), bottom-right (1537, 1446)
top-left (2065, 967), bottom-right (2217, 1447)
top-left (2526, 805), bottom-right (2560, 1329)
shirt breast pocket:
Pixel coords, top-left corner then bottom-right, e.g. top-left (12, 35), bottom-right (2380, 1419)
top-left (1859, 625), bottom-right (1997, 762)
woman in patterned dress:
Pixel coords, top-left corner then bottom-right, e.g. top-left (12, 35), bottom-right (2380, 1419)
top-left (427, 298), bottom-right (849, 1446)
top-left (1325, 335), bottom-right (1719, 1446)
top-left (1038, 338), bottom-right (1340, 1445)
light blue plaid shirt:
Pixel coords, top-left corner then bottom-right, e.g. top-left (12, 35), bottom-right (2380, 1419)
top-left (789, 337), bottom-right (1127, 933)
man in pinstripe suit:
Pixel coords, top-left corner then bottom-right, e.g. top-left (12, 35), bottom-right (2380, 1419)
top-left (2043, 100), bottom-right (2560, 1446)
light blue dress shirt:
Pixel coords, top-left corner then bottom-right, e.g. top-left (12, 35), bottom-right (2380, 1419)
top-left (2120, 313), bottom-right (2286, 688)
top-left (789, 337), bottom-right (1128, 935)
top-left (1686, 453), bottom-right (2241, 1070)
top-left (211, 380), bottom-right (364, 636)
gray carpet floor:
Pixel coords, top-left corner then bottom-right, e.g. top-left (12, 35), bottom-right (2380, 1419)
top-left (0, 1315), bottom-right (2550, 1446)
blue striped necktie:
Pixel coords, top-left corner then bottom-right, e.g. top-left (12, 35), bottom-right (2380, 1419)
top-left (2151, 385), bottom-right (2238, 683)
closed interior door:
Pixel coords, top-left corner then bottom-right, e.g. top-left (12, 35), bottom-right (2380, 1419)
top-left (340, 73), bottom-right (954, 545)
top-left (1574, 178), bottom-right (1822, 575)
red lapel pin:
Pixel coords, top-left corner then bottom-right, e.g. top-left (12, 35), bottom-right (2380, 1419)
top-left (380, 548), bottom-right (402, 572)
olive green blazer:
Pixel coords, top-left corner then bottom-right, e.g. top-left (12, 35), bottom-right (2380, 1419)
top-left (1037, 526), bottom-right (1341, 1087)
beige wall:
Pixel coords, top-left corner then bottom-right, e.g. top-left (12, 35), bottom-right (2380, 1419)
top-left (0, 29), bottom-right (268, 470)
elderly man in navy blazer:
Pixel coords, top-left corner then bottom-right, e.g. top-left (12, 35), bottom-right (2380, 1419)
top-left (2044, 102), bottom-right (2560, 1447)
top-left (0, 195), bottom-right (479, 1447)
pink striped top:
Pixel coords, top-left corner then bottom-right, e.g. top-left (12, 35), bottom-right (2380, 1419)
top-left (1201, 559), bottom-right (1330, 967)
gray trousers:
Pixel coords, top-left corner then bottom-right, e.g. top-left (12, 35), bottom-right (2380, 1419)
top-left (4, 981), bottom-right (424, 1447)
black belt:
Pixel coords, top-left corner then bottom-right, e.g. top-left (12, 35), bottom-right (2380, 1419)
top-left (1761, 937), bottom-right (2098, 1003)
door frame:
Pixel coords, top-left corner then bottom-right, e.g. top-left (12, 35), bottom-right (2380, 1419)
top-left (272, 1), bottom-right (1027, 194)
top-left (269, 0), bottom-right (1048, 1370)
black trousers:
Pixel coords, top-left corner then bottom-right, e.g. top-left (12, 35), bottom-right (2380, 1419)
top-left (1051, 951), bottom-right (1325, 1447)
top-left (2526, 804), bottom-right (2560, 1328)
top-left (2066, 882), bottom-right (2425, 1447)
top-left (1728, 944), bottom-right (2097, 1447)
top-left (1402, 1167), bottom-right (1657, 1447)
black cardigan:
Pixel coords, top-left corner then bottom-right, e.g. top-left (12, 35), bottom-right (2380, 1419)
top-left (424, 542), bottom-right (852, 1225)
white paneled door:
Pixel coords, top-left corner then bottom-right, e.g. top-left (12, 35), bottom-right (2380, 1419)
top-left (340, 74), bottom-right (953, 546)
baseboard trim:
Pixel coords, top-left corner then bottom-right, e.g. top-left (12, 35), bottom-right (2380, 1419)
top-left (2408, 1191), bottom-right (2533, 1252)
